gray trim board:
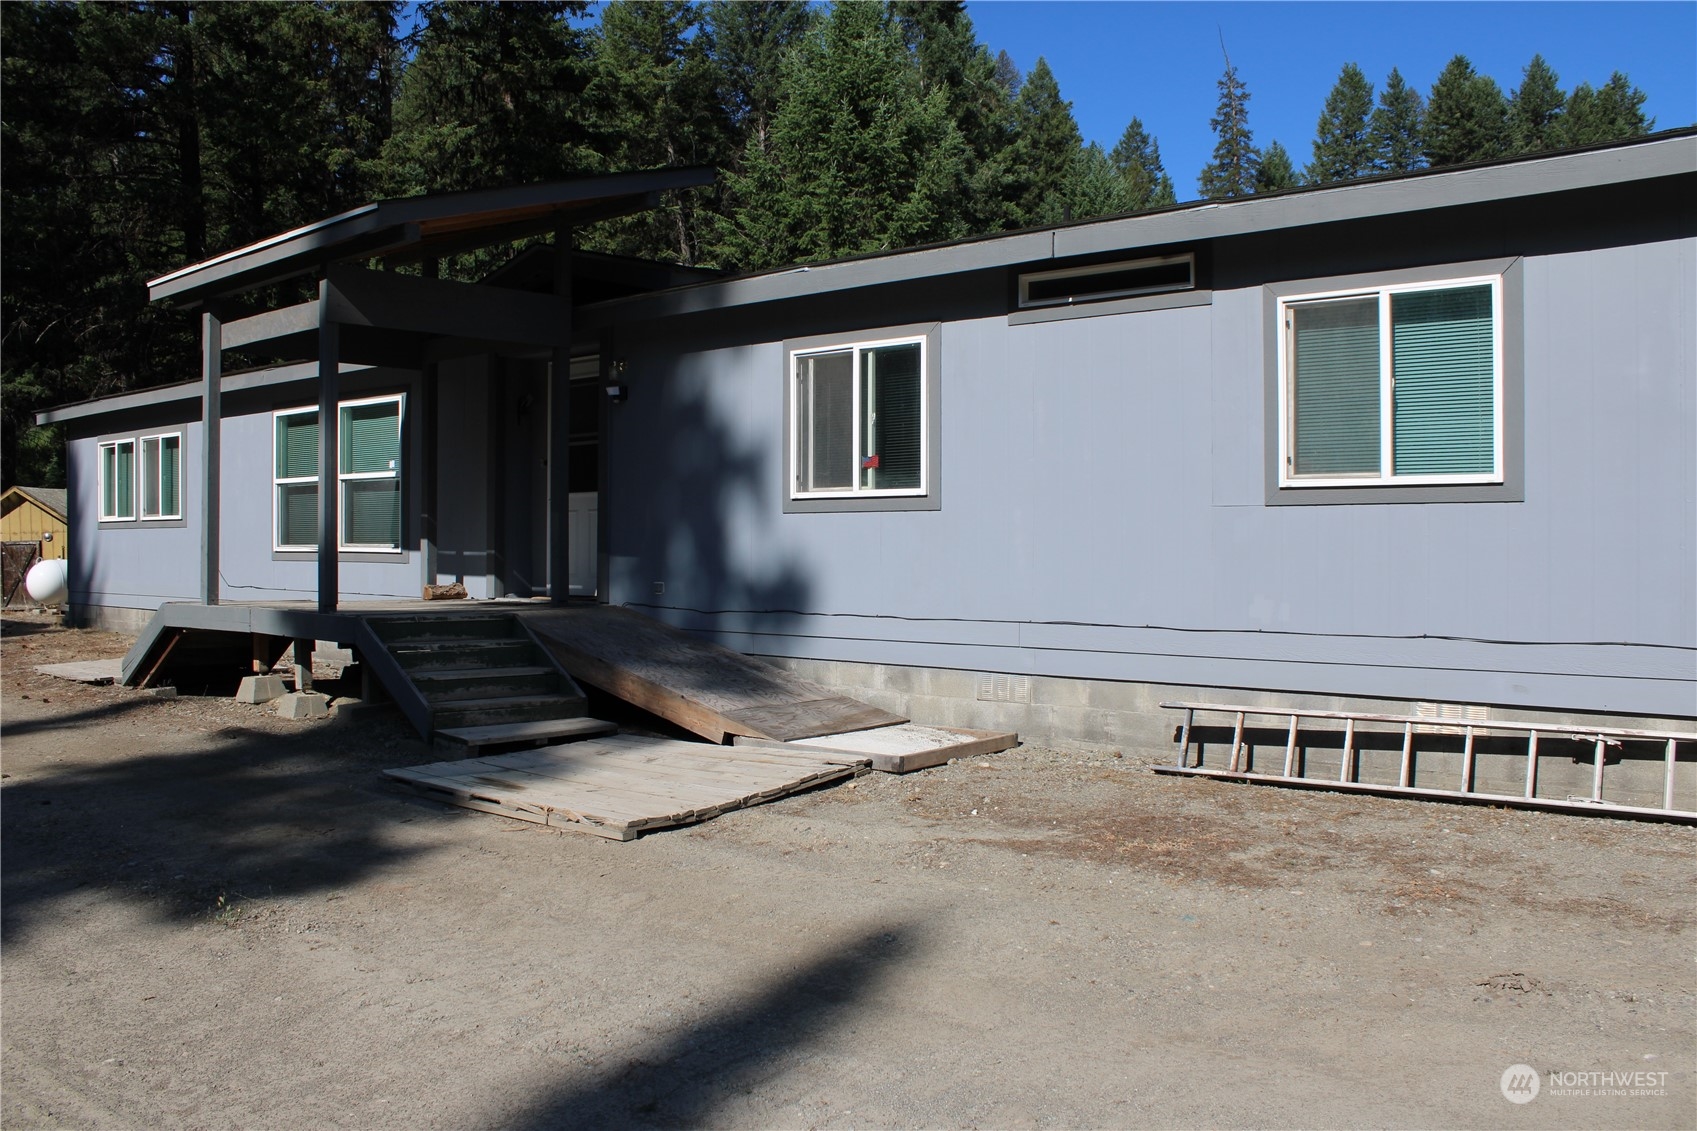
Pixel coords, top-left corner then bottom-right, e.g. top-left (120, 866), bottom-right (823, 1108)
top-left (36, 362), bottom-right (389, 425)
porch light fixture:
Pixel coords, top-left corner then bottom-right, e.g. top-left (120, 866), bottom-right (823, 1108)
top-left (605, 383), bottom-right (628, 405)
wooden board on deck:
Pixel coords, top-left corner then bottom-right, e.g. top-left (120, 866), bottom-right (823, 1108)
top-left (522, 605), bottom-right (906, 743)
top-left (383, 733), bottom-right (869, 840)
top-left (738, 723), bottom-right (1019, 774)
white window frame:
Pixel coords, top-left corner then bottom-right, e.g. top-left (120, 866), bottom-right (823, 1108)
top-left (788, 333), bottom-right (929, 500)
top-left (138, 431), bottom-right (183, 520)
top-left (273, 393), bottom-right (405, 552)
top-left (97, 439), bottom-right (136, 522)
top-left (1277, 274), bottom-right (1504, 489)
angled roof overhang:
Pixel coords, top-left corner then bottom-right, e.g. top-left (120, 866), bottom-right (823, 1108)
top-left (147, 166), bottom-right (717, 307)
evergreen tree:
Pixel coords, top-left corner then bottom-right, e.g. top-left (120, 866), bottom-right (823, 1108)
top-left (1006, 57), bottom-right (1083, 225)
top-left (1063, 142), bottom-right (1132, 221)
top-left (1507, 54), bottom-right (1564, 154)
top-left (1257, 140), bottom-right (1299, 192)
top-left (1423, 54), bottom-right (1508, 167)
top-left (713, 0), bottom-right (968, 269)
top-left (992, 49), bottom-right (1021, 96)
top-left (1558, 72), bottom-right (1654, 147)
top-left (1198, 52), bottom-right (1258, 199)
top-left (701, 0), bottom-right (815, 159)
top-left (1369, 67), bottom-right (1425, 172)
top-left (379, 1), bottom-right (598, 199)
top-left (1108, 117), bottom-right (1176, 210)
top-left (585, 0), bottom-right (728, 264)
top-left (1305, 62), bottom-right (1375, 184)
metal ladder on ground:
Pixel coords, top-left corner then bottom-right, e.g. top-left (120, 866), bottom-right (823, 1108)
top-left (1157, 701), bottom-right (1696, 822)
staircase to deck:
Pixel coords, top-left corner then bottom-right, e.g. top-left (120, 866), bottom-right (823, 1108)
top-left (357, 612), bottom-right (608, 746)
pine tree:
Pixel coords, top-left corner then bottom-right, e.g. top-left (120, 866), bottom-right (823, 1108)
top-left (1507, 54), bottom-right (1564, 154)
top-left (1305, 63), bottom-right (1375, 184)
top-left (1006, 57), bottom-right (1083, 225)
top-left (713, 0), bottom-right (968, 269)
top-left (1062, 142), bottom-right (1132, 221)
top-left (701, 0), bottom-right (815, 159)
top-left (992, 49), bottom-right (1021, 96)
top-left (1198, 51), bottom-right (1258, 199)
top-left (379, 1), bottom-right (598, 199)
top-left (1108, 117), bottom-right (1176, 211)
top-left (585, 0), bottom-right (728, 264)
top-left (1559, 72), bottom-right (1654, 147)
top-left (1423, 55), bottom-right (1508, 167)
top-left (1257, 140), bottom-right (1299, 192)
top-left (1369, 67), bottom-right (1425, 172)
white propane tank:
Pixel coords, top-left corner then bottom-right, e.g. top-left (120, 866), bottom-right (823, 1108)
top-left (24, 557), bottom-right (69, 605)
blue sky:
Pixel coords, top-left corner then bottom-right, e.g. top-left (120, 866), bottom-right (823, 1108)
top-left (965, 1), bottom-right (1697, 197)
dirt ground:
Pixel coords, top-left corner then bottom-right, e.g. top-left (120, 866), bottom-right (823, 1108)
top-left (2, 612), bottom-right (1692, 1130)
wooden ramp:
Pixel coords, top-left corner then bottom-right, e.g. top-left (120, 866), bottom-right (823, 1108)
top-left (523, 606), bottom-right (906, 743)
top-left (383, 733), bottom-right (869, 840)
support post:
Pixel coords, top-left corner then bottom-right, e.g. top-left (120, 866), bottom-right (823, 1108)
top-left (548, 226), bottom-right (574, 603)
top-left (201, 310), bottom-right (222, 605)
top-left (317, 280), bottom-right (340, 614)
top-left (420, 258), bottom-right (440, 594)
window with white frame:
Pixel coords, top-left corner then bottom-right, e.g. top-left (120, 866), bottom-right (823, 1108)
top-left (274, 394), bottom-right (404, 551)
top-left (98, 439), bottom-right (136, 521)
top-left (1279, 276), bottom-right (1502, 487)
top-left (139, 432), bottom-right (182, 519)
top-left (791, 336), bottom-right (926, 498)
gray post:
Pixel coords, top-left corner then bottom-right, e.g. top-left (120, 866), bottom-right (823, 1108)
top-left (548, 227), bottom-right (574, 604)
top-left (200, 310), bottom-right (222, 605)
top-left (317, 279), bottom-right (340, 614)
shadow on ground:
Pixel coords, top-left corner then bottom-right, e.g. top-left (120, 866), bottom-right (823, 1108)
top-left (510, 923), bottom-right (918, 1130)
top-left (1, 705), bottom-right (447, 945)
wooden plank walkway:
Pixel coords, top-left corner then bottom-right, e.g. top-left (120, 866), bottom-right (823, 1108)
top-left (739, 723), bottom-right (1020, 774)
top-left (34, 658), bottom-right (123, 684)
top-left (523, 606), bottom-right (906, 743)
top-left (383, 733), bottom-right (869, 840)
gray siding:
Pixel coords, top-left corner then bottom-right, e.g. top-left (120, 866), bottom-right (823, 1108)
top-left (604, 236), bottom-right (1696, 719)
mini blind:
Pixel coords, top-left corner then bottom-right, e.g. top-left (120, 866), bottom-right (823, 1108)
top-left (1391, 286), bottom-right (1494, 476)
top-left (1291, 298), bottom-right (1380, 476)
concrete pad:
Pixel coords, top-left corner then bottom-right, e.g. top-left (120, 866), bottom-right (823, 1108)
top-left (236, 674), bottom-right (288, 704)
top-left (274, 691), bottom-right (329, 720)
top-left (34, 659), bottom-right (121, 685)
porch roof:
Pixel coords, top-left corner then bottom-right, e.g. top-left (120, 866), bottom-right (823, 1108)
top-left (147, 166), bottom-right (716, 307)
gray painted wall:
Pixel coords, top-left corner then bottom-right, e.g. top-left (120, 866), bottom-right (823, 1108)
top-left (67, 370), bottom-right (425, 613)
top-left (602, 235), bottom-right (1696, 719)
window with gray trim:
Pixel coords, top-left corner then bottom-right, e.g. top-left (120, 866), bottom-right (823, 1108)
top-left (274, 393), bottom-right (404, 550)
top-left (97, 431), bottom-right (183, 522)
top-left (1278, 275), bottom-right (1505, 488)
top-left (784, 324), bottom-right (941, 513)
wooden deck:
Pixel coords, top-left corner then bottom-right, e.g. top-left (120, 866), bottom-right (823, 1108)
top-left (384, 733), bottom-right (870, 840)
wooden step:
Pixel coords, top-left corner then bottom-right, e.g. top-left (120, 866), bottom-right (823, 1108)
top-left (389, 638), bottom-right (536, 671)
top-left (434, 717), bottom-right (620, 751)
top-left (430, 693), bottom-right (588, 729)
top-left (412, 665), bottom-right (561, 701)
top-left (366, 614), bottom-right (520, 643)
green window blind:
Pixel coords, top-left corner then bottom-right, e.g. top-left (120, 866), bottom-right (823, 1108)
top-left (1291, 298), bottom-right (1380, 476)
top-left (159, 434), bottom-right (180, 516)
top-left (1391, 286), bottom-right (1494, 476)
top-left (341, 401), bottom-right (400, 474)
top-left (141, 438), bottom-right (160, 517)
top-left (343, 480), bottom-right (400, 547)
top-left (799, 352), bottom-right (853, 491)
top-left (102, 444), bottom-right (135, 518)
top-left (861, 343), bottom-right (922, 491)
top-left (276, 412), bottom-right (319, 478)
top-left (278, 484), bottom-right (318, 547)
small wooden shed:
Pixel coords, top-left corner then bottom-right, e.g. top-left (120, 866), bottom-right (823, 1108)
top-left (2, 486), bottom-right (68, 605)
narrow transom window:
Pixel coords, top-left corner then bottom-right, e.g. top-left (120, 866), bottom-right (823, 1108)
top-left (791, 337), bottom-right (926, 498)
top-left (98, 439), bottom-right (136, 521)
top-left (139, 432), bottom-right (182, 520)
top-left (274, 394), bottom-right (404, 551)
top-left (1280, 277), bottom-right (1502, 487)
top-left (1019, 253), bottom-right (1194, 309)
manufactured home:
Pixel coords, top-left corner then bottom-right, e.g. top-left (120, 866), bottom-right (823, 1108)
top-left (39, 134), bottom-right (1697, 751)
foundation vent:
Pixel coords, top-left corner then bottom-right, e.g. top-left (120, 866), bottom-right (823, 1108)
top-left (976, 673), bottom-right (1031, 704)
top-left (1414, 701), bottom-right (1489, 734)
